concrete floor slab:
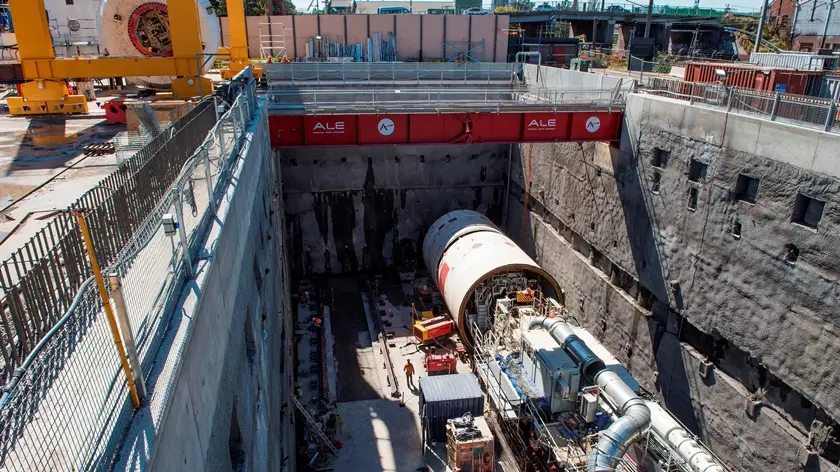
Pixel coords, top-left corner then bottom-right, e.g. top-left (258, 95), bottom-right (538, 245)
top-left (332, 399), bottom-right (424, 472)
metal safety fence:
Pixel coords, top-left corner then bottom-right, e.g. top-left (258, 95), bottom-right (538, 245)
top-left (0, 67), bottom-right (259, 471)
top-left (642, 76), bottom-right (840, 134)
top-left (269, 87), bottom-right (625, 113)
top-left (495, 1), bottom-right (759, 16)
top-left (265, 62), bottom-right (518, 85)
top-left (0, 100), bottom-right (217, 385)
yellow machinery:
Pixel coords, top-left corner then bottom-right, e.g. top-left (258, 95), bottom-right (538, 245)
top-left (8, 0), bottom-right (213, 115)
top-left (219, 0), bottom-right (265, 80)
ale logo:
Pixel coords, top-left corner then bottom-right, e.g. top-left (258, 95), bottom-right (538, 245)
top-left (585, 116), bottom-right (601, 133)
top-left (527, 118), bottom-right (556, 130)
top-left (378, 118), bottom-right (395, 136)
top-left (313, 121), bottom-right (345, 134)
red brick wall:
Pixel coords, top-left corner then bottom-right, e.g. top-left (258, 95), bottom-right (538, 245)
top-left (793, 35), bottom-right (840, 51)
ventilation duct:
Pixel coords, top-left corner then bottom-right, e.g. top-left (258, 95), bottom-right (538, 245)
top-left (529, 316), bottom-right (651, 472)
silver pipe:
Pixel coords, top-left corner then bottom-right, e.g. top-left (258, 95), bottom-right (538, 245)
top-left (528, 316), bottom-right (651, 472)
top-left (647, 401), bottom-right (727, 472)
top-left (591, 370), bottom-right (651, 472)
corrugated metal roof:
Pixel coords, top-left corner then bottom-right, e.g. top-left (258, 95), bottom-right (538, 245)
top-left (419, 373), bottom-right (483, 403)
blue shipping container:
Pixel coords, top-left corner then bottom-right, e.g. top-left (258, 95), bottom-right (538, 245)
top-left (419, 373), bottom-right (485, 441)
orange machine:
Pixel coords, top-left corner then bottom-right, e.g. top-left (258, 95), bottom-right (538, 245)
top-left (425, 352), bottom-right (457, 375)
top-left (413, 316), bottom-right (455, 343)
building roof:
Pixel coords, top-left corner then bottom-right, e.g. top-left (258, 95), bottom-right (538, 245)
top-left (419, 373), bottom-right (483, 402)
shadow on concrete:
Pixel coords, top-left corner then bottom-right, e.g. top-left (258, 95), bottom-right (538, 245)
top-left (332, 399), bottom-right (424, 472)
top-left (609, 120), bottom-right (702, 434)
top-left (323, 274), bottom-right (424, 472)
top-left (326, 275), bottom-right (381, 403)
top-left (102, 277), bottom-right (198, 470)
top-left (4, 115), bottom-right (120, 176)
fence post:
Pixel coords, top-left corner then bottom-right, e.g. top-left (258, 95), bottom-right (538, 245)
top-left (204, 147), bottom-right (216, 214)
top-left (726, 87), bottom-right (735, 111)
top-left (108, 272), bottom-right (147, 402)
top-left (239, 96), bottom-right (248, 128)
top-left (174, 190), bottom-right (194, 278)
top-left (218, 115), bottom-right (227, 157)
top-left (639, 58), bottom-right (644, 86)
top-left (73, 208), bottom-right (142, 409)
top-left (689, 83), bottom-right (696, 105)
top-left (824, 102), bottom-right (836, 131)
top-left (770, 93), bottom-right (781, 121)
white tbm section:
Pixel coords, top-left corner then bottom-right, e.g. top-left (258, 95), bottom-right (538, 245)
top-left (97, 0), bottom-right (220, 88)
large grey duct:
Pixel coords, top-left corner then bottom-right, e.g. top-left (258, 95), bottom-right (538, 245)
top-left (529, 317), bottom-right (651, 472)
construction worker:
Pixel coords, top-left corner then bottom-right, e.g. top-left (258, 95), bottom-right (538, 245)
top-left (404, 359), bottom-right (416, 389)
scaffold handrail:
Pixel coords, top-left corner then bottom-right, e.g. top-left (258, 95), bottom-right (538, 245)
top-left (265, 61), bottom-right (518, 85)
top-left (269, 87), bottom-right (626, 114)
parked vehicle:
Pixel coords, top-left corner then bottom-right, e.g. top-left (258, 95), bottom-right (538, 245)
top-left (605, 4), bottom-right (627, 11)
top-left (377, 6), bottom-right (410, 13)
top-left (534, 3), bottom-right (556, 12)
top-left (462, 7), bottom-right (491, 14)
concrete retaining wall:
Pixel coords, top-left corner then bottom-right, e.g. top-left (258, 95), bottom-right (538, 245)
top-left (116, 104), bottom-right (295, 472)
top-left (522, 64), bottom-right (636, 91)
top-left (279, 144), bottom-right (509, 275)
top-left (504, 93), bottom-right (840, 470)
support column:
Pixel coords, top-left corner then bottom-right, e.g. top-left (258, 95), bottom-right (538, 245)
top-left (7, 0), bottom-right (88, 114)
top-left (169, 0), bottom-right (213, 97)
top-left (617, 23), bottom-right (632, 50)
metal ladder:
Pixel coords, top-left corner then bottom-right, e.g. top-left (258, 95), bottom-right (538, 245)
top-left (259, 22), bottom-right (288, 61)
top-left (291, 396), bottom-right (339, 455)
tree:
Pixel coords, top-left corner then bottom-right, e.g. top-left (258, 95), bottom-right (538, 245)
top-left (722, 13), bottom-right (790, 54)
top-left (512, 0), bottom-right (535, 11)
top-left (209, 0), bottom-right (297, 16)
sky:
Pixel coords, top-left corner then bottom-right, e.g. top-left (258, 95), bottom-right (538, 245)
top-left (290, 0), bottom-right (768, 13)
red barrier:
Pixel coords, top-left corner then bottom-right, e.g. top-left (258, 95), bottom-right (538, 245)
top-left (357, 114), bottom-right (410, 144)
top-left (522, 112), bottom-right (572, 142)
top-left (269, 116), bottom-right (304, 146)
top-left (303, 115), bottom-right (358, 146)
top-left (472, 113), bottom-right (523, 143)
top-left (409, 113), bottom-right (469, 144)
top-left (270, 111), bottom-right (622, 147)
top-left (570, 111), bottom-right (623, 142)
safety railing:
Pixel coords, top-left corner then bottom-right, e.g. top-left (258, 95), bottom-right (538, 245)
top-left (641, 77), bottom-right (840, 133)
top-left (269, 87), bottom-right (625, 113)
top-left (265, 62), bottom-right (518, 86)
top-left (0, 67), bottom-right (259, 472)
top-left (498, 1), bottom-right (759, 16)
top-left (0, 101), bottom-right (217, 385)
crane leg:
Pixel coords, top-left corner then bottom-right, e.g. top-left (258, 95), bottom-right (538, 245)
top-left (171, 76), bottom-right (215, 99)
top-left (7, 80), bottom-right (88, 116)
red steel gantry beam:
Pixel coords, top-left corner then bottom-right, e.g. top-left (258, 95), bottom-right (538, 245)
top-left (268, 110), bottom-right (623, 147)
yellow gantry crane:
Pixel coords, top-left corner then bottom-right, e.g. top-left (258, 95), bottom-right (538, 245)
top-left (219, 0), bottom-right (266, 79)
top-left (7, 0), bottom-right (214, 115)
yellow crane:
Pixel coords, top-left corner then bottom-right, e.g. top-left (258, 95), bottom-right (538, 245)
top-left (7, 0), bottom-right (213, 115)
top-left (218, 0), bottom-right (267, 79)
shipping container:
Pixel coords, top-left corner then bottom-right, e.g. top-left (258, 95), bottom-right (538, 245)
top-left (749, 52), bottom-right (839, 72)
top-left (683, 62), bottom-right (825, 96)
top-left (419, 373), bottom-right (485, 441)
top-left (818, 75), bottom-right (840, 101)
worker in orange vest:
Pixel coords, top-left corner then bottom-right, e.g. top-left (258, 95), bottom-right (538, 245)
top-left (404, 359), bottom-right (416, 389)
